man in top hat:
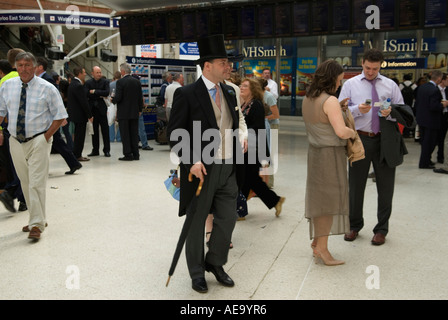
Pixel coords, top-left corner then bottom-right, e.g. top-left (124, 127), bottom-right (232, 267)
top-left (167, 34), bottom-right (245, 293)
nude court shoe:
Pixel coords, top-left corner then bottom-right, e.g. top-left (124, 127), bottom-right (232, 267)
top-left (313, 249), bottom-right (345, 266)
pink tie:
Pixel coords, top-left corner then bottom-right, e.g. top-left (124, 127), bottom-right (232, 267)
top-left (369, 78), bottom-right (380, 134)
top-left (214, 84), bottom-right (221, 111)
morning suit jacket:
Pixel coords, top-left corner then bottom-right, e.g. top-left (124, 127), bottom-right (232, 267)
top-left (67, 78), bottom-right (91, 123)
top-left (167, 77), bottom-right (245, 217)
top-left (111, 74), bottom-right (143, 120)
top-left (415, 82), bottom-right (444, 130)
top-left (85, 78), bottom-right (110, 116)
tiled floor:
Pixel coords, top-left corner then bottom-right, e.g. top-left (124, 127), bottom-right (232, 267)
top-left (0, 116), bottom-right (447, 300)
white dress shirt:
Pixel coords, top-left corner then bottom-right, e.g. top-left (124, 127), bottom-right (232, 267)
top-left (0, 75), bottom-right (67, 138)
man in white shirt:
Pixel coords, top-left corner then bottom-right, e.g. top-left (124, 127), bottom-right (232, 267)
top-left (0, 52), bottom-right (67, 241)
top-left (262, 68), bottom-right (279, 99)
top-left (261, 68), bottom-right (278, 99)
top-left (164, 73), bottom-right (184, 121)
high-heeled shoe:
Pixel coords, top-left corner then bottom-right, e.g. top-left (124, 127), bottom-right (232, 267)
top-left (311, 242), bottom-right (317, 256)
top-left (313, 249), bottom-right (345, 266)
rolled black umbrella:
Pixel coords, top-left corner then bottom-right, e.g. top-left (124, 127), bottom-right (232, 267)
top-left (166, 174), bottom-right (203, 287)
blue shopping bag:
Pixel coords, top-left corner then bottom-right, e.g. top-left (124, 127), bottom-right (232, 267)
top-left (164, 169), bottom-right (180, 201)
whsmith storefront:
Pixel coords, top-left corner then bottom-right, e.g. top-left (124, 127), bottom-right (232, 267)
top-left (240, 30), bottom-right (448, 116)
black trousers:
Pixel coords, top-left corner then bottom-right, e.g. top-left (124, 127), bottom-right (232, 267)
top-left (52, 130), bottom-right (80, 170)
top-left (241, 163), bottom-right (280, 209)
top-left (186, 164), bottom-right (237, 280)
top-left (419, 126), bottom-right (439, 168)
top-left (91, 108), bottom-right (110, 153)
top-left (349, 134), bottom-right (396, 235)
top-left (73, 121), bottom-right (87, 159)
top-left (118, 118), bottom-right (139, 158)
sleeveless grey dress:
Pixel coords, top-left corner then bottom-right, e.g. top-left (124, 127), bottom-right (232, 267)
top-left (302, 93), bottom-right (350, 239)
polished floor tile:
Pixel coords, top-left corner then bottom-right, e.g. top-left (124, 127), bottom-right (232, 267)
top-left (0, 117), bottom-right (447, 300)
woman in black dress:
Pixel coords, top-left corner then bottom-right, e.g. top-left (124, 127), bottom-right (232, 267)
top-left (239, 77), bottom-right (285, 217)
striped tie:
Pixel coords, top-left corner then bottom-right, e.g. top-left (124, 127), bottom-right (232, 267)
top-left (16, 82), bottom-right (27, 142)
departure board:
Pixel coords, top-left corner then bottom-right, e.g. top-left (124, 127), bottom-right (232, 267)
top-left (142, 16), bottom-right (155, 44)
top-left (209, 10), bottom-right (223, 35)
top-left (181, 12), bottom-right (196, 41)
top-left (224, 7), bottom-right (240, 39)
top-left (275, 2), bottom-right (291, 36)
top-left (241, 6), bottom-right (256, 38)
top-left (258, 5), bottom-right (274, 38)
top-left (353, 0), bottom-right (373, 32)
top-left (311, 0), bottom-right (329, 34)
top-left (332, 0), bottom-right (351, 33)
top-left (155, 15), bottom-right (167, 43)
top-left (399, 0), bottom-right (420, 29)
top-left (196, 11), bottom-right (209, 38)
top-left (167, 13), bottom-right (181, 42)
top-left (377, 0), bottom-right (396, 30)
top-left (425, 0), bottom-right (447, 27)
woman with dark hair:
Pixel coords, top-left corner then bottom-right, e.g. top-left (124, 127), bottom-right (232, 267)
top-left (302, 60), bottom-right (356, 265)
top-left (240, 77), bottom-right (285, 217)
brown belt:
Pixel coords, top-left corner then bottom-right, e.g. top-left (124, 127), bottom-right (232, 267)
top-left (357, 130), bottom-right (381, 137)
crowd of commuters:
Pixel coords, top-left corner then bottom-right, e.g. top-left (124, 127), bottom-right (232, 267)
top-left (0, 37), bottom-right (446, 294)
top-left (0, 49), bottom-right (157, 240)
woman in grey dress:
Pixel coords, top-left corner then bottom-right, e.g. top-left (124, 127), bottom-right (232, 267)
top-left (302, 60), bottom-right (356, 266)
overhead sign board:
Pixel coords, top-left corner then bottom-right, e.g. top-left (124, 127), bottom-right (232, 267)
top-left (0, 11), bottom-right (41, 24)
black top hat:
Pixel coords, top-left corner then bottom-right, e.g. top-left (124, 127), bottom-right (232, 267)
top-left (197, 34), bottom-right (228, 64)
top-left (196, 34), bottom-right (244, 64)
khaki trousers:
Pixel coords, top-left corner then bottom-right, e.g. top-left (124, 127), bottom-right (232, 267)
top-left (10, 134), bottom-right (52, 232)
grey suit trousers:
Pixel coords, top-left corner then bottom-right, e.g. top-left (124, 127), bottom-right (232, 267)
top-left (186, 163), bottom-right (238, 280)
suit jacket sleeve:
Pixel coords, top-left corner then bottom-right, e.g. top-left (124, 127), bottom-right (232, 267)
top-left (112, 79), bottom-right (123, 105)
top-left (429, 86), bottom-right (443, 113)
top-left (76, 82), bottom-right (92, 119)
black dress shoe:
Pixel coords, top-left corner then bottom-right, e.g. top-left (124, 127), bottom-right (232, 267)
top-left (0, 191), bottom-right (16, 213)
top-left (434, 168), bottom-right (448, 174)
top-left (419, 165), bottom-right (435, 169)
top-left (18, 201), bottom-right (27, 211)
top-left (204, 262), bottom-right (234, 287)
top-left (142, 146), bottom-right (153, 150)
top-left (65, 164), bottom-right (82, 175)
top-left (104, 152), bottom-right (111, 157)
top-left (118, 156), bottom-right (134, 161)
top-left (88, 151), bottom-right (99, 156)
top-left (192, 277), bottom-right (208, 293)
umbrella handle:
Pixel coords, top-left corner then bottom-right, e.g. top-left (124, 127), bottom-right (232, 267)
top-left (188, 173), bottom-right (203, 196)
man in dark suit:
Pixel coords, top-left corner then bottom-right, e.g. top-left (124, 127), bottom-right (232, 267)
top-left (85, 66), bottom-right (110, 157)
top-left (68, 67), bottom-right (93, 162)
top-left (35, 56), bottom-right (58, 87)
top-left (36, 57), bottom-right (82, 175)
top-left (415, 70), bottom-right (448, 168)
top-left (112, 63), bottom-right (143, 161)
top-left (435, 73), bottom-right (448, 164)
top-left (167, 34), bottom-right (245, 293)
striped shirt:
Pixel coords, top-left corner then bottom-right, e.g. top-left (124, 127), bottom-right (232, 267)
top-left (0, 75), bottom-right (67, 138)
